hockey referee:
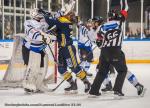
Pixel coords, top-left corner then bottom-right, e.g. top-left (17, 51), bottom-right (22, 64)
top-left (89, 3), bottom-right (129, 96)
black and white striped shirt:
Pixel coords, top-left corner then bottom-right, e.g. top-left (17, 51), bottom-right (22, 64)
top-left (100, 21), bottom-right (123, 48)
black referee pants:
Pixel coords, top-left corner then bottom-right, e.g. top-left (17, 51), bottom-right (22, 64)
top-left (90, 47), bottom-right (127, 94)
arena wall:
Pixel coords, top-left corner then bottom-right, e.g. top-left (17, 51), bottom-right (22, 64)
top-left (0, 40), bottom-right (150, 70)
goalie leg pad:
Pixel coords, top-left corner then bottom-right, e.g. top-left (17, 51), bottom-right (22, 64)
top-left (35, 54), bottom-right (49, 92)
top-left (23, 51), bottom-right (41, 92)
top-left (35, 68), bottom-right (48, 92)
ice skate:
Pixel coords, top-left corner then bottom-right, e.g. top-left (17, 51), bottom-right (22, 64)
top-left (23, 83), bottom-right (37, 94)
top-left (135, 83), bottom-right (146, 96)
top-left (84, 80), bottom-right (91, 93)
top-left (88, 90), bottom-right (101, 98)
top-left (101, 81), bottom-right (113, 92)
top-left (64, 80), bottom-right (78, 94)
top-left (114, 91), bottom-right (124, 96)
top-left (24, 88), bottom-right (36, 94)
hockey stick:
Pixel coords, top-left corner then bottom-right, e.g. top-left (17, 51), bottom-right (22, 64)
top-left (49, 45), bottom-right (97, 92)
top-left (47, 44), bottom-right (59, 65)
top-left (40, 26), bottom-right (62, 66)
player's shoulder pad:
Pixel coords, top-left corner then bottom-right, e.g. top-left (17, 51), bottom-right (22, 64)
top-left (58, 17), bottom-right (71, 23)
top-left (24, 19), bottom-right (33, 26)
top-left (101, 21), bottom-right (119, 31)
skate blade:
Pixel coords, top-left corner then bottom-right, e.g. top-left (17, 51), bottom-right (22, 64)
top-left (113, 95), bottom-right (124, 100)
top-left (24, 91), bottom-right (35, 95)
top-left (24, 88), bottom-right (37, 95)
top-left (65, 90), bottom-right (78, 94)
top-left (139, 88), bottom-right (147, 97)
top-left (88, 94), bottom-right (100, 98)
top-left (102, 90), bottom-right (113, 95)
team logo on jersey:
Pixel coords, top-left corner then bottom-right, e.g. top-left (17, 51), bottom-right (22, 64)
top-left (66, 58), bottom-right (73, 67)
top-left (105, 29), bottom-right (121, 41)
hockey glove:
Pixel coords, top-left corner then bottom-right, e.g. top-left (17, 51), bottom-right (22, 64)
top-left (96, 33), bottom-right (103, 48)
top-left (96, 39), bottom-right (103, 48)
top-left (120, 10), bottom-right (128, 18)
top-left (41, 31), bottom-right (56, 44)
top-left (38, 9), bottom-right (52, 18)
top-left (42, 35), bottom-right (51, 44)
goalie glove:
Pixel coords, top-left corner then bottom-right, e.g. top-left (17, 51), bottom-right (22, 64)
top-left (42, 35), bottom-right (51, 44)
top-left (40, 31), bottom-right (56, 44)
top-left (38, 8), bottom-right (52, 18)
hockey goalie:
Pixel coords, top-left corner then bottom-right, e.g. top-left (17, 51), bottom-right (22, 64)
top-left (22, 8), bottom-right (56, 93)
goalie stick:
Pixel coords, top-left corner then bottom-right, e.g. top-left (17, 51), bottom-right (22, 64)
top-left (47, 44), bottom-right (59, 65)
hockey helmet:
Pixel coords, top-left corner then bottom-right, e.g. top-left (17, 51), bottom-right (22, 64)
top-left (87, 19), bottom-right (92, 23)
top-left (86, 19), bottom-right (93, 27)
top-left (30, 8), bottom-right (44, 20)
top-left (92, 16), bottom-right (104, 25)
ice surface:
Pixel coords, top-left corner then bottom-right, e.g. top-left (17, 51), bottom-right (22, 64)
top-left (0, 64), bottom-right (150, 108)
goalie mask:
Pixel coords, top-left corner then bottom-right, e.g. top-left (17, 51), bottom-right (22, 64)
top-left (30, 8), bottom-right (44, 20)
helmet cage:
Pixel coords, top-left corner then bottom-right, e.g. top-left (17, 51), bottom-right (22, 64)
top-left (30, 8), bottom-right (44, 19)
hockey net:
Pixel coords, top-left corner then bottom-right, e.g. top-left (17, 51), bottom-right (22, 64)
top-left (0, 34), bottom-right (58, 89)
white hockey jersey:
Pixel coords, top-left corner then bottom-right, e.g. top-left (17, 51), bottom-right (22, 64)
top-left (23, 19), bottom-right (49, 53)
top-left (78, 24), bottom-right (100, 51)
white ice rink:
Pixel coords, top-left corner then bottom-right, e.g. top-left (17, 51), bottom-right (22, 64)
top-left (0, 64), bottom-right (150, 108)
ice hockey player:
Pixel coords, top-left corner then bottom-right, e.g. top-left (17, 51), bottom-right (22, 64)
top-left (77, 16), bottom-right (112, 77)
top-left (22, 8), bottom-right (56, 93)
top-left (89, 7), bottom-right (129, 96)
top-left (77, 19), bottom-right (94, 77)
top-left (40, 10), bottom-right (91, 93)
top-left (98, 65), bottom-right (145, 96)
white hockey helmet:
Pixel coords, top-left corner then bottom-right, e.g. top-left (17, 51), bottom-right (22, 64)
top-left (30, 8), bottom-right (44, 19)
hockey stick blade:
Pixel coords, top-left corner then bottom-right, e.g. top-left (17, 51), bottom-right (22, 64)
top-left (48, 80), bottom-right (66, 92)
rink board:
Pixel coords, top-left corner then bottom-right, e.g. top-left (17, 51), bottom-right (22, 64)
top-left (0, 40), bottom-right (150, 71)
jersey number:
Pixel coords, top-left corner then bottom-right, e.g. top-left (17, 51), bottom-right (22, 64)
top-left (105, 29), bottom-right (121, 41)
